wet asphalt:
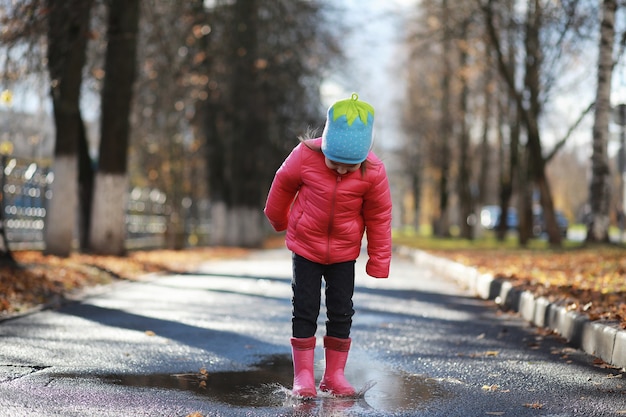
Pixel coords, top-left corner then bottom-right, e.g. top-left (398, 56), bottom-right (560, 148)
top-left (0, 248), bottom-right (624, 417)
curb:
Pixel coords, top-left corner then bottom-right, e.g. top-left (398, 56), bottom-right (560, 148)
top-left (399, 247), bottom-right (626, 370)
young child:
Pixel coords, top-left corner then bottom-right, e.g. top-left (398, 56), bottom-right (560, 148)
top-left (264, 93), bottom-right (392, 398)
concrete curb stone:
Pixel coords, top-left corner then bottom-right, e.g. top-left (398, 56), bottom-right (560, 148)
top-left (399, 246), bottom-right (626, 370)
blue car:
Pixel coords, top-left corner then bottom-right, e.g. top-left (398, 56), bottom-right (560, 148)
top-left (480, 205), bottom-right (519, 230)
top-left (480, 205), bottom-right (568, 237)
top-left (533, 208), bottom-right (569, 237)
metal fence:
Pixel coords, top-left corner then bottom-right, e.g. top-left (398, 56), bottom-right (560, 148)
top-left (0, 156), bottom-right (209, 250)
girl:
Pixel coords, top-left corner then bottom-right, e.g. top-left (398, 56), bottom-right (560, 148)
top-left (264, 93), bottom-right (392, 398)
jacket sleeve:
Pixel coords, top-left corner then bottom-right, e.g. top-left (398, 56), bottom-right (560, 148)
top-left (263, 144), bottom-right (303, 232)
top-left (362, 162), bottom-right (392, 278)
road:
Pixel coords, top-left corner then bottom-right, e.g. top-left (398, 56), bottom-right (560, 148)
top-left (0, 248), bottom-right (624, 416)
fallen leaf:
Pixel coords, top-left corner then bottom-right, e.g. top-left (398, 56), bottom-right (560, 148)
top-left (524, 402), bottom-right (543, 409)
top-left (485, 412), bottom-right (504, 416)
top-left (145, 330), bottom-right (156, 336)
top-left (482, 384), bottom-right (499, 392)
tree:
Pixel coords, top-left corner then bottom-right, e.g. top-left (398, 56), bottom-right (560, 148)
top-left (44, 0), bottom-right (94, 256)
top-left (435, 0), bottom-right (453, 237)
top-left (482, 0), bottom-right (597, 246)
top-left (457, 20), bottom-right (474, 239)
top-left (88, 0), bottom-right (140, 255)
top-left (197, 0), bottom-right (338, 247)
top-left (0, 0), bottom-right (104, 255)
top-left (0, 109), bottom-right (16, 263)
top-left (403, 0), bottom-right (501, 238)
top-left (587, 0), bottom-right (618, 243)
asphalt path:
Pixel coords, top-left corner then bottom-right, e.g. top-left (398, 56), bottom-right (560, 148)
top-left (0, 248), bottom-right (624, 416)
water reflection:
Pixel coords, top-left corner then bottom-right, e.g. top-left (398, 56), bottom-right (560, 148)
top-left (58, 354), bottom-right (448, 414)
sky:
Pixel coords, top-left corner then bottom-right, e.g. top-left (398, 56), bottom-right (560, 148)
top-left (320, 0), bottom-right (419, 153)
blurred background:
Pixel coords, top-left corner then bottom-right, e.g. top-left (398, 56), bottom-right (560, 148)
top-left (0, 0), bottom-right (625, 258)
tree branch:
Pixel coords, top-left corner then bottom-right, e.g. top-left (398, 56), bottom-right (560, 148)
top-left (545, 101), bottom-right (595, 162)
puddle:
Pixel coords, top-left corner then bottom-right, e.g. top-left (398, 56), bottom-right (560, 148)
top-left (102, 355), bottom-right (293, 408)
top-left (61, 355), bottom-right (449, 413)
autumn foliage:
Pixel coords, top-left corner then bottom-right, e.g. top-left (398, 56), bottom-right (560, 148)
top-left (431, 246), bottom-right (626, 329)
top-left (0, 248), bottom-right (249, 319)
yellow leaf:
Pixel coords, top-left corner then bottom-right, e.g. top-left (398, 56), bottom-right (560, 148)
top-left (145, 330), bottom-right (156, 336)
top-left (0, 90), bottom-right (12, 105)
top-left (485, 412), bottom-right (504, 416)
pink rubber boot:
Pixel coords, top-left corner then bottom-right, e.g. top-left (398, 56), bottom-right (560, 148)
top-left (290, 337), bottom-right (317, 398)
top-left (319, 336), bottom-right (356, 397)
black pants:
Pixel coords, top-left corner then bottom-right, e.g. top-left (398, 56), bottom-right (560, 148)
top-left (291, 253), bottom-right (355, 339)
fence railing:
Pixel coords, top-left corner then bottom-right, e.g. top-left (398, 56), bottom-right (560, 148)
top-left (0, 156), bottom-right (210, 251)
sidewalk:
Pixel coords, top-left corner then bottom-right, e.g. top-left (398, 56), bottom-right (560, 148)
top-left (400, 247), bottom-right (626, 370)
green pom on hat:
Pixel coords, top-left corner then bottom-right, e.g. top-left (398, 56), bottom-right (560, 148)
top-left (331, 93), bottom-right (375, 126)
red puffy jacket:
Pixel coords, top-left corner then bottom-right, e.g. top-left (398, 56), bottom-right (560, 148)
top-left (264, 138), bottom-right (392, 278)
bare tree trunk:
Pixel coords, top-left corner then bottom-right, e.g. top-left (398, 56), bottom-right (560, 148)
top-left (0, 155), bottom-right (16, 264)
top-left (410, 157), bottom-right (422, 233)
top-left (435, 0), bottom-right (452, 237)
top-left (458, 23), bottom-right (473, 240)
top-left (89, 0), bottom-right (140, 255)
top-left (485, 0), bottom-right (561, 246)
top-left (229, 0), bottom-right (264, 247)
top-left (44, 0), bottom-right (93, 257)
top-left (477, 43), bottom-right (493, 210)
top-left (495, 13), bottom-right (520, 241)
top-left (517, 148), bottom-right (533, 246)
top-left (497, 96), bottom-right (520, 241)
top-left (587, 0), bottom-right (616, 243)
top-left (78, 118), bottom-right (94, 251)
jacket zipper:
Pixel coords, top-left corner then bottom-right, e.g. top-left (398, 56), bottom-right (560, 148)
top-left (326, 175), bottom-right (341, 263)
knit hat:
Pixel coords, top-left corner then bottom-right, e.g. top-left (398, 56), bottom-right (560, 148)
top-left (321, 93), bottom-right (375, 164)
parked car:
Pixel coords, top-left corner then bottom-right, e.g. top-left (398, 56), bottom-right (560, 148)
top-left (533, 208), bottom-right (569, 237)
top-left (480, 205), bottom-right (519, 230)
top-left (480, 205), bottom-right (568, 237)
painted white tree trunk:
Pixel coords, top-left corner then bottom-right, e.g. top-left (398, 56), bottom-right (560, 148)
top-left (209, 201), bottom-right (228, 246)
top-left (226, 206), bottom-right (263, 247)
top-left (44, 155), bottom-right (78, 256)
top-left (587, 0), bottom-right (616, 242)
top-left (89, 172), bottom-right (128, 255)
top-left (209, 202), bottom-right (263, 247)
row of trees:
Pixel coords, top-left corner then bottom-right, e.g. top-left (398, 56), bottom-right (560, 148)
top-left (0, 0), bottom-right (341, 258)
top-left (1, 0), bottom-right (624, 260)
top-left (401, 0), bottom-right (625, 246)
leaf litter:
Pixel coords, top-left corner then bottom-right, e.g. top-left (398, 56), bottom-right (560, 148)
top-left (430, 246), bottom-right (626, 329)
top-left (0, 248), bottom-right (249, 318)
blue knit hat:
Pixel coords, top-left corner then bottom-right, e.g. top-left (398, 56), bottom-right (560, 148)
top-left (321, 93), bottom-right (375, 164)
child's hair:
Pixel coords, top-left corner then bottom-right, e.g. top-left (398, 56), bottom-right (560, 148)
top-left (298, 128), bottom-right (369, 175)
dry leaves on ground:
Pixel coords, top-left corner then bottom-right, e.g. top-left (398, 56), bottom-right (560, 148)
top-left (431, 246), bottom-right (626, 328)
top-left (0, 248), bottom-right (249, 318)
